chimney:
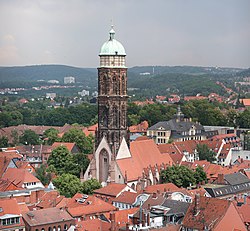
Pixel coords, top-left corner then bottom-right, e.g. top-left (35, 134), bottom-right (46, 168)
top-left (147, 203), bottom-right (151, 211)
top-left (147, 212), bottom-right (150, 226)
top-left (110, 212), bottom-right (116, 231)
top-left (141, 210), bottom-right (145, 227)
top-left (194, 194), bottom-right (200, 216)
top-left (217, 174), bottom-right (224, 185)
top-left (152, 192), bottom-right (157, 199)
top-left (126, 223), bottom-right (130, 231)
top-left (157, 189), bottom-right (160, 194)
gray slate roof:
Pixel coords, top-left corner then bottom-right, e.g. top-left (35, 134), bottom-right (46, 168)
top-left (205, 181), bottom-right (250, 198)
top-left (161, 199), bottom-right (190, 216)
top-left (224, 172), bottom-right (250, 185)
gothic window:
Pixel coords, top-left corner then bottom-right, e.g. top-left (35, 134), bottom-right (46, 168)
top-left (103, 74), bottom-right (107, 95)
top-left (99, 149), bottom-right (109, 182)
top-left (113, 75), bottom-right (117, 95)
top-left (113, 105), bottom-right (119, 127)
top-left (121, 75), bottom-right (125, 94)
top-left (121, 105), bottom-right (126, 127)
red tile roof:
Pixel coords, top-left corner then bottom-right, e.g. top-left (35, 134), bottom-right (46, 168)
top-left (184, 96), bottom-right (207, 101)
top-left (75, 219), bottom-right (111, 231)
top-left (117, 139), bottom-right (173, 182)
top-left (183, 196), bottom-right (230, 230)
top-left (0, 178), bottom-right (20, 191)
top-left (36, 190), bottom-right (65, 209)
top-left (0, 198), bottom-right (21, 216)
top-left (144, 183), bottom-right (180, 194)
top-left (112, 191), bottom-right (139, 204)
top-left (242, 99), bottom-right (250, 107)
top-left (65, 193), bottom-right (117, 218)
top-left (93, 183), bottom-right (128, 197)
top-left (22, 207), bottom-right (74, 226)
top-left (234, 197), bottom-right (250, 224)
top-left (2, 168), bottom-right (41, 187)
top-left (52, 142), bottom-right (76, 151)
top-left (103, 207), bottom-right (139, 228)
top-left (129, 121), bottom-right (149, 133)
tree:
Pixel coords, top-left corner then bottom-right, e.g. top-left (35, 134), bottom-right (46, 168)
top-left (47, 146), bottom-right (79, 176)
top-left (197, 144), bottom-right (216, 163)
top-left (160, 165), bottom-right (196, 188)
top-left (73, 153), bottom-right (90, 177)
top-left (35, 164), bottom-right (52, 186)
top-left (194, 166), bottom-right (207, 184)
top-left (62, 128), bottom-right (94, 154)
top-left (81, 179), bottom-right (102, 195)
top-left (10, 129), bottom-right (19, 146)
top-left (0, 136), bottom-right (8, 148)
top-left (43, 128), bottom-right (60, 145)
top-left (237, 108), bottom-right (250, 128)
top-left (53, 173), bottom-right (82, 198)
top-left (19, 129), bottom-right (40, 145)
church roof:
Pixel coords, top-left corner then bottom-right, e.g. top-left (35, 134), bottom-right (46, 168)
top-left (100, 26), bottom-right (126, 56)
top-left (116, 139), bottom-right (173, 182)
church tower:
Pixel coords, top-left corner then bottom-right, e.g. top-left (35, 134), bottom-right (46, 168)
top-left (96, 26), bottom-right (129, 157)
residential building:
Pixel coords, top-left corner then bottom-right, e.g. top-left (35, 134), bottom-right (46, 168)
top-left (45, 93), bottom-right (56, 99)
top-left (23, 207), bottom-right (74, 231)
top-left (64, 76), bottom-right (75, 84)
top-left (147, 106), bottom-right (207, 144)
top-left (182, 195), bottom-right (247, 231)
top-left (0, 198), bottom-right (25, 231)
top-left (2, 168), bottom-right (44, 189)
top-left (93, 183), bottom-right (136, 203)
top-left (78, 89), bottom-right (89, 97)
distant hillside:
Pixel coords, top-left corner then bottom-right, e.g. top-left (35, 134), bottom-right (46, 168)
top-left (129, 66), bottom-right (244, 76)
top-left (238, 68), bottom-right (250, 77)
top-left (0, 65), bottom-right (97, 87)
top-left (0, 65), bottom-right (246, 97)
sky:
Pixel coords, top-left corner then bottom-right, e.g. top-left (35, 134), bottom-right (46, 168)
top-left (0, 0), bottom-right (249, 68)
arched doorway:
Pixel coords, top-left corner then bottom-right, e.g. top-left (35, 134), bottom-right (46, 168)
top-left (99, 149), bottom-right (109, 182)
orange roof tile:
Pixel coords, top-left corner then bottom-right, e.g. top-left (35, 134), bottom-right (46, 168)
top-left (183, 196), bottom-right (230, 230)
top-left (52, 142), bottom-right (76, 151)
top-left (144, 183), bottom-right (180, 194)
top-left (242, 99), bottom-right (250, 107)
top-left (112, 191), bottom-right (139, 204)
top-left (75, 219), bottom-right (111, 231)
top-left (103, 207), bottom-right (139, 227)
top-left (0, 178), bottom-right (20, 191)
top-left (36, 190), bottom-right (65, 209)
top-left (93, 183), bottom-right (128, 197)
top-left (129, 121), bottom-right (149, 133)
top-left (0, 198), bottom-right (21, 216)
top-left (18, 203), bottom-right (30, 214)
top-left (2, 168), bottom-right (41, 187)
top-left (23, 207), bottom-right (74, 226)
top-left (117, 139), bottom-right (173, 182)
top-left (65, 193), bottom-right (117, 217)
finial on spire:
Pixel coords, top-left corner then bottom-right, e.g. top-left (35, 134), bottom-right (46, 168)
top-left (109, 20), bottom-right (115, 40)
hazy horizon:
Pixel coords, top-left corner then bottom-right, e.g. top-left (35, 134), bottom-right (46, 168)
top-left (0, 0), bottom-right (250, 68)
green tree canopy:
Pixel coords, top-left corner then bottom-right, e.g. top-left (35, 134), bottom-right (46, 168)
top-left (237, 108), bottom-right (250, 128)
top-left (62, 128), bottom-right (94, 154)
top-left (43, 128), bottom-right (60, 145)
top-left (47, 146), bottom-right (79, 176)
top-left (194, 166), bottom-right (207, 184)
top-left (160, 165), bottom-right (196, 188)
top-left (35, 164), bottom-right (52, 186)
top-left (81, 179), bottom-right (101, 195)
top-left (19, 129), bottom-right (40, 145)
top-left (197, 144), bottom-right (216, 163)
top-left (53, 173), bottom-right (82, 198)
top-left (0, 136), bottom-right (9, 148)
